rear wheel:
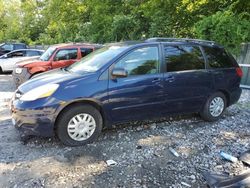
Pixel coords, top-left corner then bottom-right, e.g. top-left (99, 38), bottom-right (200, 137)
top-left (0, 67), bottom-right (3, 74)
top-left (56, 104), bottom-right (103, 146)
top-left (200, 92), bottom-right (226, 121)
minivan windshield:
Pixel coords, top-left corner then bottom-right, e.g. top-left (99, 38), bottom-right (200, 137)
top-left (66, 46), bottom-right (128, 74)
top-left (40, 47), bottom-right (56, 61)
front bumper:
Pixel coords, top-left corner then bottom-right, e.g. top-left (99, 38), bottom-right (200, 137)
top-left (10, 97), bottom-right (62, 137)
top-left (12, 68), bottom-right (31, 88)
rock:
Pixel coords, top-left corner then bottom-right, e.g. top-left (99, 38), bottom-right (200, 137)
top-left (136, 145), bottom-right (142, 149)
top-left (106, 160), bottom-right (118, 166)
top-left (189, 175), bottom-right (196, 180)
top-left (150, 123), bottom-right (157, 130)
top-left (136, 127), bottom-right (143, 131)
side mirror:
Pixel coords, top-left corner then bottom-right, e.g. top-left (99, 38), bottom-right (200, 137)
top-left (111, 68), bottom-right (128, 78)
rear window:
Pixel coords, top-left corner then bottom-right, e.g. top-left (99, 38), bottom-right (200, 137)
top-left (1, 44), bottom-right (13, 51)
top-left (164, 45), bottom-right (205, 72)
top-left (203, 46), bottom-right (236, 68)
top-left (15, 44), bottom-right (26, 50)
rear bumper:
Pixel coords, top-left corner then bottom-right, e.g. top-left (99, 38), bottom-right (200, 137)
top-left (228, 87), bottom-right (242, 106)
top-left (12, 68), bottom-right (31, 88)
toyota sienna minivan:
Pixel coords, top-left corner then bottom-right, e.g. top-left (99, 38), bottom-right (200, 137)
top-left (11, 38), bottom-right (243, 146)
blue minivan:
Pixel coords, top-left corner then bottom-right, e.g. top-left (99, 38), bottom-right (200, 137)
top-left (11, 38), bottom-right (242, 146)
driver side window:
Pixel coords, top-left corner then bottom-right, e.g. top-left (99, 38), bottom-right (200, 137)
top-left (8, 51), bottom-right (25, 58)
top-left (114, 46), bottom-right (159, 76)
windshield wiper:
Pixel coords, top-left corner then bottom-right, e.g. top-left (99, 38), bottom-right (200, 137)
top-left (62, 67), bottom-right (72, 73)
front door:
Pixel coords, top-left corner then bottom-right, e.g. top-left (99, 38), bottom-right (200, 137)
top-left (4, 50), bottom-right (26, 71)
top-left (52, 48), bottom-right (78, 69)
top-left (108, 45), bottom-right (165, 122)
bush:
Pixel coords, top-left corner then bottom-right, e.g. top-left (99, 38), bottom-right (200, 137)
top-left (193, 11), bottom-right (250, 55)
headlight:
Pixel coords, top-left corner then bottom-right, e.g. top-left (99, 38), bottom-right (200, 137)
top-left (15, 68), bottom-right (23, 74)
top-left (20, 84), bottom-right (59, 101)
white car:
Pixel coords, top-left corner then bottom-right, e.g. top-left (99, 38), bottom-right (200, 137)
top-left (0, 49), bottom-right (44, 73)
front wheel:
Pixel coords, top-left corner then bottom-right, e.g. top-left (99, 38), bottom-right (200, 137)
top-left (56, 104), bottom-right (103, 146)
top-left (200, 92), bottom-right (227, 121)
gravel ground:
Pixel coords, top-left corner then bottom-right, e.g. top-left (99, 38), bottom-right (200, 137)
top-left (0, 74), bottom-right (249, 188)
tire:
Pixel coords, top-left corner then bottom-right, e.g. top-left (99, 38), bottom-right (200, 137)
top-left (0, 67), bottom-right (3, 74)
top-left (56, 104), bottom-right (103, 146)
top-left (200, 92), bottom-right (227, 122)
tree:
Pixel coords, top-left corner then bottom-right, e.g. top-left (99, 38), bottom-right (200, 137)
top-left (0, 0), bottom-right (249, 54)
top-left (194, 10), bottom-right (250, 54)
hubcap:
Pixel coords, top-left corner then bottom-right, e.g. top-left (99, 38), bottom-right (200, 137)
top-left (67, 113), bottom-right (96, 141)
top-left (209, 97), bottom-right (225, 117)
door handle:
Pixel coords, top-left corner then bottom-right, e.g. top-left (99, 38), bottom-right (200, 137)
top-left (165, 76), bottom-right (175, 82)
top-left (152, 78), bottom-right (161, 83)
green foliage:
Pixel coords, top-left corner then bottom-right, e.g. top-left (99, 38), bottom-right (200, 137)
top-left (111, 15), bottom-right (138, 41)
top-left (194, 10), bottom-right (250, 54)
top-left (0, 0), bottom-right (249, 53)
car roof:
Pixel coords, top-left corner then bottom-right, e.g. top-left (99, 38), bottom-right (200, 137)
top-left (50, 43), bottom-right (103, 49)
top-left (145, 38), bottom-right (223, 48)
top-left (105, 38), bottom-right (223, 48)
top-left (2, 42), bottom-right (26, 45)
top-left (7, 49), bottom-right (44, 53)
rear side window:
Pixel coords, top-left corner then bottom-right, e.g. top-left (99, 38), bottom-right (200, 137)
top-left (54, 48), bottom-right (78, 61)
top-left (203, 47), bottom-right (235, 68)
top-left (26, 51), bottom-right (41, 56)
top-left (80, 48), bottom-right (93, 57)
top-left (114, 46), bottom-right (159, 76)
top-left (164, 45), bottom-right (205, 72)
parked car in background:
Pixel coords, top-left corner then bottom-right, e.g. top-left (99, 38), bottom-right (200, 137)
top-left (0, 42), bottom-right (28, 56)
top-left (10, 38), bottom-right (243, 146)
top-left (12, 43), bottom-right (102, 87)
top-left (0, 49), bottom-right (44, 73)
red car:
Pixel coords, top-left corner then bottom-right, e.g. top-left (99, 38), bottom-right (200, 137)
top-left (13, 43), bottom-right (102, 87)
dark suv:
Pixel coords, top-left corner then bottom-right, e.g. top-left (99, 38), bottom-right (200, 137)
top-left (0, 42), bottom-right (27, 56)
top-left (11, 38), bottom-right (242, 146)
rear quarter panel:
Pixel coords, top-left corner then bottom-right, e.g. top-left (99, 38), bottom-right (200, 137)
top-left (210, 68), bottom-right (241, 105)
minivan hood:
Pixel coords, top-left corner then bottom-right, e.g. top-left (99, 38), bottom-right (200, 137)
top-left (18, 68), bottom-right (93, 93)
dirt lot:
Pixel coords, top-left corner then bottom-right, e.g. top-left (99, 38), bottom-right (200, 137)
top-left (0, 74), bottom-right (249, 188)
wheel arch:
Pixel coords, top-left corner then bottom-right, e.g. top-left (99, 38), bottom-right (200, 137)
top-left (217, 89), bottom-right (230, 107)
top-left (54, 99), bottom-right (107, 130)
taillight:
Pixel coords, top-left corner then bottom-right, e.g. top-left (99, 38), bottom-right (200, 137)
top-left (236, 67), bottom-right (243, 77)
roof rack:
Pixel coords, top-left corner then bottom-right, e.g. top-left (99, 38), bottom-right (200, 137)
top-left (145, 37), bottom-right (216, 45)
